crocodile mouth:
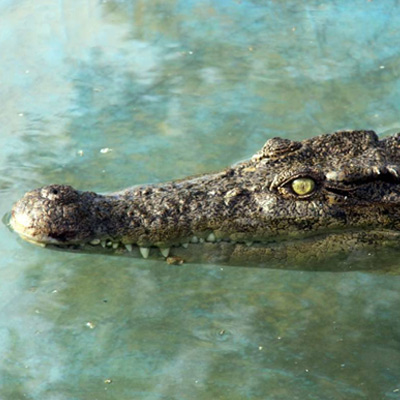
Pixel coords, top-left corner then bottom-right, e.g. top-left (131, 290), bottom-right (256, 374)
top-left (10, 213), bottom-right (400, 266)
top-left (10, 221), bottom-right (277, 260)
top-left (8, 197), bottom-right (314, 264)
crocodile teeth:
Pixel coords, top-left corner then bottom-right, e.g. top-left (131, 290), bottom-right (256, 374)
top-left (182, 242), bottom-right (189, 248)
top-left (190, 236), bottom-right (199, 243)
top-left (387, 165), bottom-right (399, 178)
top-left (112, 242), bottom-right (119, 249)
top-left (124, 244), bottom-right (133, 252)
top-left (139, 247), bottom-right (150, 259)
top-left (245, 241), bottom-right (253, 247)
top-left (372, 166), bottom-right (381, 175)
top-left (206, 233), bottom-right (216, 242)
top-left (199, 238), bottom-right (205, 243)
top-left (90, 239), bottom-right (101, 245)
top-left (26, 239), bottom-right (46, 248)
top-left (160, 248), bottom-right (170, 257)
top-left (101, 241), bottom-right (106, 248)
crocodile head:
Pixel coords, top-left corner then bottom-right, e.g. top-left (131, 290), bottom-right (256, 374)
top-left (9, 130), bottom-right (400, 266)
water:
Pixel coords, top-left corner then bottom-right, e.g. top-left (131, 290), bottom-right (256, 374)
top-left (1, 0), bottom-right (400, 398)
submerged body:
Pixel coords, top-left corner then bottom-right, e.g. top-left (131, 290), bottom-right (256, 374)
top-left (10, 130), bottom-right (400, 268)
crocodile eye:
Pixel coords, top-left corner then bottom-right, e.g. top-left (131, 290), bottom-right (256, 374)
top-left (291, 178), bottom-right (315, 196)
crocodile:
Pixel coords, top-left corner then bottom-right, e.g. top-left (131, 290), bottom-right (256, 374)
top-left (9, 130), bottom-right (400, 268)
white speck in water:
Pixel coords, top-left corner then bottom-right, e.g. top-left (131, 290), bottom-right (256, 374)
top-left (18, 113), bottom-right (24, 117)
top-left (379, 65), bottom-right (385, 69)
top-left (100, 148), bottom-right (112, 154)
top-left (77, 150), bottom-right (84, 156)
top-left (86, 322), bottom-right (95, 329)
top-left (258, 346), bottom-right (263, 350)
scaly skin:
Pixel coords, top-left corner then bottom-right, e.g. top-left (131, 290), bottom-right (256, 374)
top-left (9, 130), bottom-right (400, 267)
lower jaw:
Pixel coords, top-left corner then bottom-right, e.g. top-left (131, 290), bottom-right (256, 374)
top-left (48, 240), bottom-right (296, 266)
top-left (42, 229), bottom-right (400, 270)
top-left (13, 226), bottom-right (400, 269)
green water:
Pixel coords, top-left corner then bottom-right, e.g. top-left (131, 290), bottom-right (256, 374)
top-left (1, 1), bottom-right (400, 399)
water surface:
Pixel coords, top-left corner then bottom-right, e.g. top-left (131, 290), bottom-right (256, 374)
top-left (1, 1), bottom-right (400, 399)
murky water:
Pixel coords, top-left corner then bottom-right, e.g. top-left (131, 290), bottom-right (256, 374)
top-left (2, 1), bottom-right (400, 399)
